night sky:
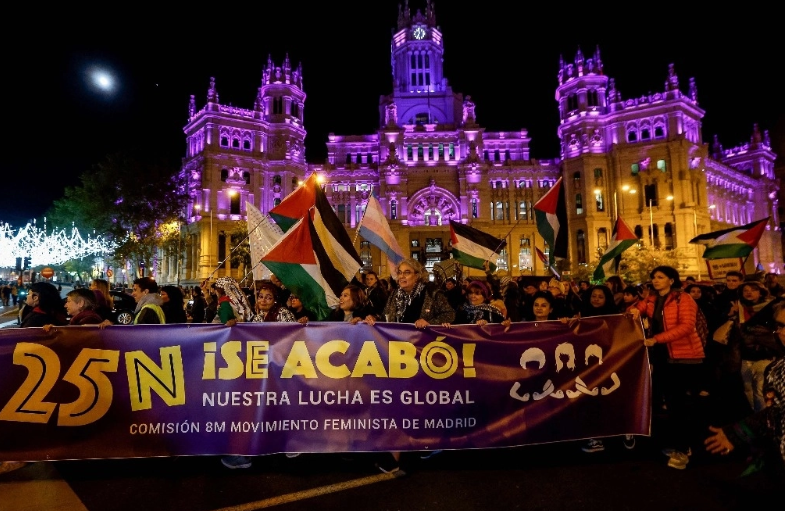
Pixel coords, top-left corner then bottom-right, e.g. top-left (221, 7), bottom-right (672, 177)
top-left (1, 1), bottom-right (784, 228)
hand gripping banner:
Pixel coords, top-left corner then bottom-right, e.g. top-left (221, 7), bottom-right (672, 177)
top-left (0, 316), bottom-right (649, 461)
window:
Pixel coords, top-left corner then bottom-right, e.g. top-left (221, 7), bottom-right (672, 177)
top-left (497, 248), bottom-right (508, 272)
top-left (355, 203), bottom-right (365, 224)
top-left (573, 172), bottom-right (581, 189)
top-left (576, 194), bottom-right (583, 215)
top-left (631, 163), bottom-right (640, 175)
top-left (407, 145), bottom-right (414, 159)
top-left (494, 202), bottom-right (504, 220)
top-left (425, 208), bottom-right (442, 226)
top-left (664, 223), bottom-right (674, 250)
top-left (567, 95), bottom-right (578, 112)
top-left (628, 130), bottom-right (637, 143)
top-left (273, 175), bottom-right (282, 186)
top-left (243, 140), bottom-right (251, 150)
top-left (356, 153), bottom-right (362, 164)
top-left (411, 239), bottom-right (420, 248)
top-left (594, 168), bottom-right (603, 179)
top-left (230, 194), bottom-right (241, 215)
top-left (504, 150), bottom-right (510, 161)
top-left (243, 172), bottom-right (250, 185)
top-left (390, 200), bottom-right (397, 220)
top-left (517, 180), bottom-right (526, 188)
top-left (471, 199), bottom-right (478, 219)
top-left (337, 204), bottom-right (347, 225)
top-left (634, 225), bottom-right (643, 240)
top-left (595, 191), bottom-right (604, 212)
top-left (484, 150), bottom-right (490, 161)
top-left (232, 138), bottom-right (240, 149)
top-left (221, 136), bottom-right (229, 147)
top-left (597, 228), bottom-right (608, 252)
top-left (641, 128), bottom-right (651, 141)
top-left (519, 237), bottom-right (531, 270)
top-left (517, 201), bottom-right (528, 220)
top-left (577, 230), bottom-right (586, 263)
top-left (494, 180), bottom-right (502, 189)
top-left (654, 126), bottom-right (665, 138)
top-left (221, 168), bottom-right (229, 182)
top-left (657, 159), bottom-right (667, 172)
top-left (418, 144), bottom-right (424, 160)
top-left (426, 238), bottom-right (443, 253)
top-left (449, 143), bottom-right (455, 159)
top-left (645, 184), bottom-right (658, 207)
top-left (273, 198), bottom-right (281, 208)
top-left (360, 241), bottom-right (372, 271)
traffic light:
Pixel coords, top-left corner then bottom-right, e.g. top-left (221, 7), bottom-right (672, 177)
top-left (23, 257), bottom-right (31, 270)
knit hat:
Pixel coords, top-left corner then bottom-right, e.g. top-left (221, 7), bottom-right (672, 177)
top-left (467, 280), bottom-right (492, 301)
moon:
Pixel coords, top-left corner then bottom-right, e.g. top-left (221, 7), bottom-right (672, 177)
top-left (88, 67), bottom-right (116, 93)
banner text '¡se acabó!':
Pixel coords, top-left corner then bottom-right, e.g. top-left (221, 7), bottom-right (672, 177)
top-left (203, 338), bottom-right (477, 381)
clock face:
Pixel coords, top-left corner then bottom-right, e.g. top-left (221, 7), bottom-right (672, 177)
top-left (413, 27), bottom-right (426, 40)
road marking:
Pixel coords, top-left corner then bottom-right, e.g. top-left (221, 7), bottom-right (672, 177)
top-left (209, 470), bottom-right (405, 511)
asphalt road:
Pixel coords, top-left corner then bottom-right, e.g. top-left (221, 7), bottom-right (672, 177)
top-left (0, 431), bottom-right (783, 511)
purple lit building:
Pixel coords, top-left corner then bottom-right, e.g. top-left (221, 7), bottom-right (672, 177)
top-left (177, 2), bottom-right (781, 284)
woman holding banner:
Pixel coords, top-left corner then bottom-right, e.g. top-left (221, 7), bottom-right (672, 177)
top-left (363, 258), bottom-right (455, 473)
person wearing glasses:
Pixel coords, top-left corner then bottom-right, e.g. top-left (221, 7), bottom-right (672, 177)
top-left (250, 282), bottom-right (296, 323)
top-left (363, 258), bottom-right (455, 474)
top-left (705, 301), bottom-right (784, 477)
top-left (366, 258), bottom-right (455, 329)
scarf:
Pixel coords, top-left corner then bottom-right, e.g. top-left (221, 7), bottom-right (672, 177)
top-left (461, 303), bottom-right (503, 324)
top-left (134, 292), bottom-right (162, 315)
top-left (394, 282), bottom-right (425, 323)
top-left (214, 277), bottom-right (253, 322)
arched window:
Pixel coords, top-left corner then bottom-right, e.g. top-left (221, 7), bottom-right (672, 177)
top-left (573, 172), bottom-right (581, 189)
top-left (627, 130), bottom-right (637, 143)
top-left (577, 230), bottom-right (586, 263)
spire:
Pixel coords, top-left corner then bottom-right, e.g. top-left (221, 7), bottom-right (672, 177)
top-left (711, 134), bottom-right (723, 160)
top-left (608, 78), bottom-right (618, 103)
top-left (763, 130), bottom-right (771, 147)
top-left (188, 94), bottom-right (196, 119)
top-left (207, 77), bottom-right (218, 103)
top-left (575, 46), bottom-right (584, 76)
top-left (594, 45), bottom-right (603, 74)
top-left (665, 63), bottom-right (679, 91)
top-left (688, 77), bottom-right (698, 103)
top-left (751, 123), bottom-right (762, 144)
top-left (557, 54), bottom-right (565, 85)
top-left (261, 64), bottom-right (269, 87)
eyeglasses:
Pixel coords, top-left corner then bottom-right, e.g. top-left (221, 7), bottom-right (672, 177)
top-left (396, 270), bottom-right (416, 277)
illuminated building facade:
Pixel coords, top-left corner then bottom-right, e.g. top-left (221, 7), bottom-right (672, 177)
top-left (177, 2), bottom-right (782, 284)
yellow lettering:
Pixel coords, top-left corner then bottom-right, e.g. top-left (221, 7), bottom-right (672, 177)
top-left (218, 341), bottom-right (244, 380)
top-left (202, 342), bottom-right (217, 380)
top-left (315, 340), bottom-right (351, 379)
top-left (246, 341), bottom-right (269, 379)
top-left (388, 341), bottom-right (419, 378)
top-left (351, 341), bottom-right (388, 378)
top-left (125, 346), bottom-right (186, 411)
top-left (281, 341), bottom-right (318, 378)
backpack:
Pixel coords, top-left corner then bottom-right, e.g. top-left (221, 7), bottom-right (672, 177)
top-left (674, 291), bottom-right (709, 349)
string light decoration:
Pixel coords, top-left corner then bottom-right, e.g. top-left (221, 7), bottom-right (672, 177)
top-left (0, 221), bottom-right (116, 267)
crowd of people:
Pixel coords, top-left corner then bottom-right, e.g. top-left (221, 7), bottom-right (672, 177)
top-left (0, 265), bottom-right (785, 481)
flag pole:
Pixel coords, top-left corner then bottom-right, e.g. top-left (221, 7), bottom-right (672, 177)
top-left (202, 212), bottom-right (275, 285)
top-left (483, 219), bottom-right (523, 268)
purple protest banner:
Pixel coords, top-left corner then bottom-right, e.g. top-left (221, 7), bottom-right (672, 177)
top-left (0, 315), bottom-right (649, 461)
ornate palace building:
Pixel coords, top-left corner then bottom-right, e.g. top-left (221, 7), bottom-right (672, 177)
top-left (174, 1), bottom-right (782, 285)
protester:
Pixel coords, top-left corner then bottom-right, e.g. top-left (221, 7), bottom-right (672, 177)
top-left (250, 282), bottom-right (296, 323)
top-left (704, 301), bottom-right (784, 475)
top-left (328, 284), bottom-right (374, 323)
top-left (99, 277), bottom-right (165, 327)
top-left (51, 288), bottom-right (103, 327)
top-left (630, 266), bottom-right (705, 470)
top-left (362, 270), bottom-right (388, 316)
top-left (90, 278), bottom-right (113, 322)
top-left (187, 286), bottom-right (206, 323)
top-left (211, 277), bottom-right (253, 326)
top-left (160, 285), bottom-right (188, 324)
top-left (442, 280), bottom-right (510, 328)
top-left (287, 294), bottom-right (316, 325)
top-left (20, 282), bottom-right (66, 328)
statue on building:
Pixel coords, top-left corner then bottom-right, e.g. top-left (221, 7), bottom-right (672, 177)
top-left (207, 77), bottom-right (218, 103)
top-left (386, 102), bottom-right (398, 127)
top-left (188, 95), bottom-right (196, 119)
top-left (463, 95), bottom-right (476, 126)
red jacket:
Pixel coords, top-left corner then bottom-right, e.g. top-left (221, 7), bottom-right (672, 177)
top-left (634, 291), bottom-right (705, 360)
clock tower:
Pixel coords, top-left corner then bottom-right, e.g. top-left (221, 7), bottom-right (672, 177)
top-left (379, 0), bottom-right (460, 126)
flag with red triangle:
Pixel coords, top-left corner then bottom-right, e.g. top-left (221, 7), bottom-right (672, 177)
top-left (535, 247), bottom-right (561, 279)
top-left (533, 177), bottom-right (569, 269)
top-left (593, 216), bottom-right (638, 281)
top-left (689, 217), bottom-right (769, 260)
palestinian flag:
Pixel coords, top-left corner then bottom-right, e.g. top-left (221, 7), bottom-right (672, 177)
top-left (268, 172), bottom-right (322, 232)
top-left (266, 172), bottom-right (362, 283)
top-left (450, 220), bottom-right (504, 271)
top-left (260, 209), bottom-right (344, 321)
top-left (690, 217), bottom-right (769, 260)
top-left (593, 216), bottom-right (638, 281)
top-left (533, 177), bottom-right (569, 267)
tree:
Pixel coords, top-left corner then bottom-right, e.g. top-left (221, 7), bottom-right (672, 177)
top-left (47, 152), bottom-right (188, 275)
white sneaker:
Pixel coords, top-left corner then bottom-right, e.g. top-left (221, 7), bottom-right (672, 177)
top-left (581, 439), bottom-right (604, 453)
